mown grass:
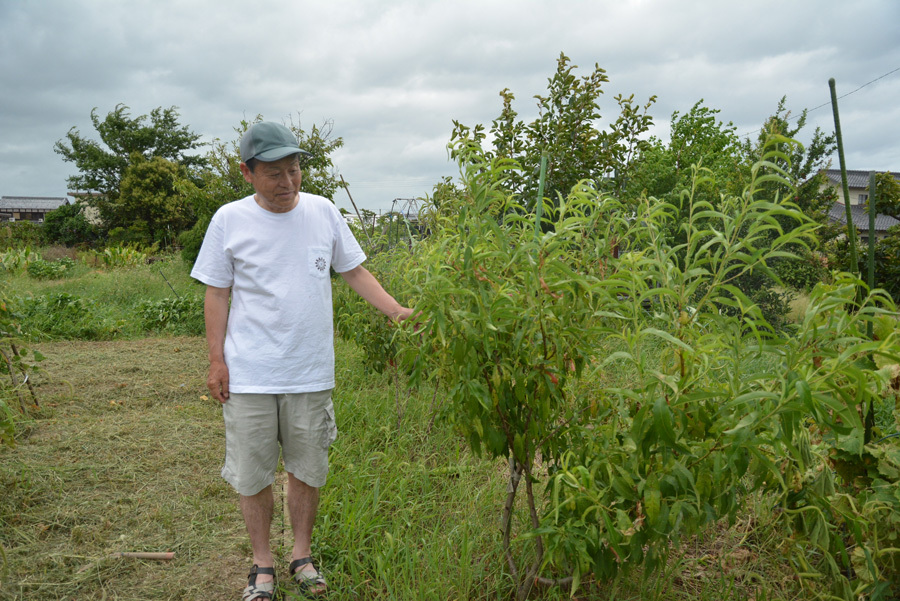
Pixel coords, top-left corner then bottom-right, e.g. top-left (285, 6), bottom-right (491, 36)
top-left (1, 336), bottom-right (803, 601)
top-left (0, 255), bottom-right (807, 600)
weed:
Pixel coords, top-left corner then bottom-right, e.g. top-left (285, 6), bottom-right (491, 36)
top-left (137, 296), bottom-right (204, 335)
top-left (26, 257), bottom-right (75, 280)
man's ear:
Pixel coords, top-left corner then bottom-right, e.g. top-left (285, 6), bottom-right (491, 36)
top-left (239, 162), bottom-right (253, 183)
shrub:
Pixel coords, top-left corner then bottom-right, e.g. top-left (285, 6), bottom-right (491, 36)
top-left (15, 293), bottom-right (117, 340)
top-left (825, 225), bottom-right (900, 303)
top-left (137, 295), bottom-right (204, 335)
top-left (178, 220), bottom-right (206, 265)
top-left (41, 202), bottom-right (100, 247)
top-left (774, 248), bottom-right (829, 291)
top-left (26, 257), bottom-right (75, 280)
top-left (334, 246), bottom-right (418, 375)
top-left (382, 133), bottom-right (900, 600)
top-left (81, 244), bottom-right (149, 268)
top-left (0, 222), bottom-right (42, 249)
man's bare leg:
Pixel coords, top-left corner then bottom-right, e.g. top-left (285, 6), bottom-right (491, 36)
top-left (287, 473), bottom-right (325, 593)
top-left (240, 485), bottom-right (275, 586)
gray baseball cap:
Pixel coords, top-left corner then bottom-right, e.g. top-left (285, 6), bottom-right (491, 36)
top-left (240, 122), bottom-right (313, 162)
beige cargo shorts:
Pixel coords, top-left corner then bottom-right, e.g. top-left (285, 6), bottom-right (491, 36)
top-left (220, 390), bottom-right (338, 496)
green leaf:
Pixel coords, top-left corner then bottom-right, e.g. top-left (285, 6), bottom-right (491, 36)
top-left (513, 433), bottom-right (525, 462)
top-left (644, 482), bottom-right (661, 525)
top-left (652, 396), bottom-right (677, 447)
top-left (723, 412), bottom-right (757, 437)
top-left (640, 327), bottom-right (693, 352)
top-left (794, 379), bottom-right (812, 411)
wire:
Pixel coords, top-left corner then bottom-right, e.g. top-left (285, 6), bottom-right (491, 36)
top-left (739, 66), bottom-right (900, 138)
top-left (808, 66), bottom-right (900, 114)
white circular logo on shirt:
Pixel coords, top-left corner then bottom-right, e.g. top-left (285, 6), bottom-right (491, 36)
top-left (315, 257), bottom-right (327, 272)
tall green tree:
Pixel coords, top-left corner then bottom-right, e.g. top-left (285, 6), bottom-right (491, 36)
top-left (112, 154), bottom-right (194, 246)
top-left (452, 53), bottom-right (656, 209)
top-left (626, 100), bottom-right (743, 205)
top-left (740, 97), bottom-right (837, 220)
top-left (54, 104), bottom-right (206, 228)
top-left (869, 172), bottom-right (900, 219)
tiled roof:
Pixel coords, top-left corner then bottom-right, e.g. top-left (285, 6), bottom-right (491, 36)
top-left (828, 202), bottom-right (900, 232)
top-left (823, 169), bottom-right (900, 189)
top-left (0, 196), bottom-right (70, 211)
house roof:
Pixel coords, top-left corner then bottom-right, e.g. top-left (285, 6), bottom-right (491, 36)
top-left (0, 196), bottom-right (70, 211)
top-left (823, 169), bottom-right (900, 190)
top-left (828, 201), bottom-right (900, 232)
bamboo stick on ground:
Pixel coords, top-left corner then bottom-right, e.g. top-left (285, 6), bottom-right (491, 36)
top-left (108, 552), bottom-right (175, 560)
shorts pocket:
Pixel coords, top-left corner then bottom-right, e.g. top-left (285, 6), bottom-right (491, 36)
top-left (320, 405), bottom-right (338, 449)
top-left (308, 247), bottom-right (331, 278)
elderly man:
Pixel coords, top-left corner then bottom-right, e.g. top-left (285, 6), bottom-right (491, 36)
top-left (191, 121), bottom-right (412, 599)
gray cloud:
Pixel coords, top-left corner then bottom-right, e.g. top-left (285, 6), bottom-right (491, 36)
top-left (1, 0), bottom-right (898, 212)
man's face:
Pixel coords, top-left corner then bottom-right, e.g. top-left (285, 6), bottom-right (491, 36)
top-left (240, 154), bottom-right (302, 213)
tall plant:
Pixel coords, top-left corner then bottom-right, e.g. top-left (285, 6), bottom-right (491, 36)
top-left (399, 136), bottom-right (616, 599)
top-left (394, 133), bottom-right (900, 599)
top-left (452, 53), bottom-right (656, 212)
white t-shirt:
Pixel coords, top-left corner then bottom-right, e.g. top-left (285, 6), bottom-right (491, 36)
top-left (190, 193), bottom-right (366, 393)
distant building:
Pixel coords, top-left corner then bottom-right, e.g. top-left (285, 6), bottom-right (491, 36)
top-left (0, 196), bottom-right (70, 223)
top-left (822, 170), bottom-right (900, 242)
top-left (828, 202), bottom-right (900, 242)
top-left (822, 169), bottom-right (900, 206)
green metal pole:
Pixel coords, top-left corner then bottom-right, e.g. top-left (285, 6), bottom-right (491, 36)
top-left (534, 153), bottom-right (548, 244)
top-left (829, 78), bottom-right (860, 276)
top-left (867, 171), bottom-right (877, 339)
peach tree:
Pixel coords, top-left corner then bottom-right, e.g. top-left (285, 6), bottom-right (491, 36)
top-left (397, 135), bottom-right (618, 599)
top-left (395, 135), bottom-right (900, 600)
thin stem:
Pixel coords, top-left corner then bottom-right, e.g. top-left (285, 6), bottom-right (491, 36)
top-left (502, 457), bottom-right (524, 579)
top-left (517, 463), bottom-right (544, 601)
top-left (10, 344), bottom-right (38, 405)
top-left (425, 376), bottom-right (441, 434)
top-left (0, 346), bottom-right (26, 415)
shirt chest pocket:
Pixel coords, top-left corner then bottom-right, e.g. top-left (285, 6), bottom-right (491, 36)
top-left (307, 247), bottom-right (331, 278)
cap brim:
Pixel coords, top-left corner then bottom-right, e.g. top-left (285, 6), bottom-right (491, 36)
top-left (253, 147), bottom-right (314, 162)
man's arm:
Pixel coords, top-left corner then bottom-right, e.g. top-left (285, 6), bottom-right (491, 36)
top-left (340, 265), bottom-right (413, 322)
top-left (204, 285), bottom-right (231, 403)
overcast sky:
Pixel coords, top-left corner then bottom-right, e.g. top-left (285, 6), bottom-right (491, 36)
top-left (1, 0), bottom-right (898, 214)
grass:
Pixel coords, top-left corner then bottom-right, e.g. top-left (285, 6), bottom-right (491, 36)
top-left (2, 251), bottom-right (205, 340)
top-left (0, 254), bottom-right (809, 600)
top-left (0, 336), bottom-right (804, 601)
top-left (787, 291), bottom-right (811, 324)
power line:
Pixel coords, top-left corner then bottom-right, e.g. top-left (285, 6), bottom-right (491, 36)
top-left (807, 66), bottom-right (900, 114)
top-left (740, 65), bottom-right (900, 138)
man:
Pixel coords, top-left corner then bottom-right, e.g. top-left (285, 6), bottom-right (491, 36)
top-left (191, 121), bottom-right (413, 600)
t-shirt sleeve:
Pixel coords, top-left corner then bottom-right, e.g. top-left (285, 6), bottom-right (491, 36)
top-left (190, 217), bottom-right (234, 288)
top-left (330, 209), bottom-right (366, 273)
